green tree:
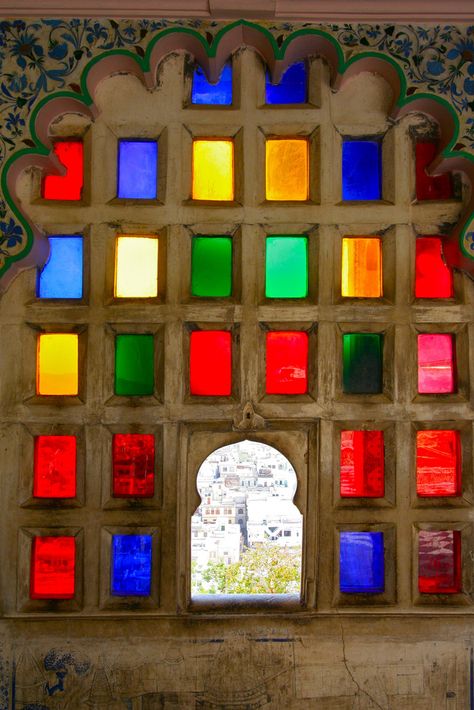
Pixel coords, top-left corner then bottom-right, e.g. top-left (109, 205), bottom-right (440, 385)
top-left (195, 543), bottom-right (301, 594)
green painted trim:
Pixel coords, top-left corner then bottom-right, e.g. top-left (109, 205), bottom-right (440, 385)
top-left (79, 49), bottom-right (146, 103)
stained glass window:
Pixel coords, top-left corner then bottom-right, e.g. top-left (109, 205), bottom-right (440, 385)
top-left (112, 434), bottom-right (155, 498)
top-left (192, 62), bottom-right (232, 105)
top-left (43, 141), bottom-right (83, 201)
top-left (111, 534), bottom-right (152, 596)
top-left (340, 431), bottom-right (385, 497)
top-left (38, 236), bottom-right (83, 299)
top-left (265, 139), bottom-right (309, 201)
top-left (342, 333), bottom-right (383, 394)
top-left (37, 334), bottom-right (79, 396)
top-left (30, 536), bottom-right (76, 599)
top-left (266, 331), bottom-right (308, 394)
top-left (418, 530), bottom-right (461, 593)
top-left (342, 140), bottom-right (381, 201)
top-left (189, 330), bottom-right (232, 395)
top-left (192, 139), bottom-right (234, 200)
top-left (117, 140), bottom-right (158, 199)
top-left (265, 236), bottom-right (308, 298)
top-left (265, 61), bottom-right (307, 104)
top-left (191, 236), bottom-right (232, 297)
top-left (33, 435), bottom-right (77, 498)
top-left (114, 334), bottom-right (154, 396)
top-left (339, 531), bottom-right (384, 593)
top-left (417, 334), bottom-right (455, 394)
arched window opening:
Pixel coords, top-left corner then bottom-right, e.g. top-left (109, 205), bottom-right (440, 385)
top-left (191, 441), bottom-right (303, 598)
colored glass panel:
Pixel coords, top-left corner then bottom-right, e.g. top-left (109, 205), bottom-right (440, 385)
top-left (38, 236), bottom-right (83, 299)
top-left (192, 62), bottom-right (232, 105)
top-left (37, 334), bottom-right (79, 396)
top-left (339, 531), bottom-right (384, 593)
top-left (190, 330), bottom-right (232, 396)
top-left (266, 139), bottom-right (308, 201)
top-left (30, 536), bottom-right (75, 599)
top-left (415, 237), bottom-right (453, 298)
top-left (265, 236), bottom-right (308, 298)
top-left (416, 143), bottom-right (453, 201)
top-left (43, 141), bottom-right (83, 201)
top-left (340, 431), bottom-right (385, 497)
top-left (113, 434), bottom-right (155, 498)
top-left (417, 334), bottom-right (455, 394)
top-left (342, 333), bottom-right (383, 394)
top-left (192, 140), bottom-right (234, 201)
top-left (114, 236), bottom-right (158, 298)
top-left (191, 236), bottom-right (232, 297)
top-left (111, 534), bottom-right (152, 596)
top-left (418, 530), bottom-right (461, 593)
top-left (117, 140), bottom-right (158, 199)
top-left (265, 61), bottom-right (307, 104)
top-left (416, 430), bottom-right (461, 497)
top-left (33, 435), bottom-right (77, 498)
top-left (342, 140), bottom-right (381, 201)
top-left (115, 334), bottom-right (154, 396)
top-left (341, 237), bottom-right (382, 298)
top-left (266, 331), bottom-right (308, 395)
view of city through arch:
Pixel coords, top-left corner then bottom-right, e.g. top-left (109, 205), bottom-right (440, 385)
top-left (192, 441), bottom-right (303, 595)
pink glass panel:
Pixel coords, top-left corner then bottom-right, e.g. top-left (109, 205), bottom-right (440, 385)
top-left (417, 334), bottom-right (455, 394)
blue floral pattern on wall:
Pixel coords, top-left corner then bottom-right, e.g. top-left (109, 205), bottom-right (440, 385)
top-left (0, 18), bottom-right (473, 279)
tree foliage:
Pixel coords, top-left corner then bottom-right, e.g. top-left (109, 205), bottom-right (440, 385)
top-left (193, 542), bottom-right (301, 594)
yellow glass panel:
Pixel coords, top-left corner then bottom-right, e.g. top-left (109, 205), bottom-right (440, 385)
top-left (37, 334), bottom-right (79, 395)
top-left (265, 139), bottom-right (309, 201)
top-left (115, 236), bottom-right (158, 298)
top-left (192, 139), bottom-right (234, 201)
top-left (341, 237), bottom-right (382, 298)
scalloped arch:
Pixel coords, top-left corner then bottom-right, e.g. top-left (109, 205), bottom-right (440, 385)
top-left (1, 19), bottom-right (474, 291)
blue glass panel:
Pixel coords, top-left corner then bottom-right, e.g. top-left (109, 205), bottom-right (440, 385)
top-left (117, 140), bottom-right (158, 199)
top-left (265, 61), bottom-right (307, 104)
top-left (342, 140), bottom-right (382, 200)
top-left (38, 236), bottom-right (83, 299)
top-left (111, 534), bottom-right (152, 596)
top-left (192, 63), bottom-right (232, 105)
top-left (339, 531), bottom-right (384, 593)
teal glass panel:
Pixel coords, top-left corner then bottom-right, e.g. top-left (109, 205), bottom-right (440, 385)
top-left (265, 236), bottom-right (308, 298)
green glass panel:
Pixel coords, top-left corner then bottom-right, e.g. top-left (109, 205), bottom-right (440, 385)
top-left (115, 334), bottom-right (154, 396)
top-left (265, 235), bottom-right (308, 298)
top-left (343, 333), bottom-right (383, 394)
top-left (191, 236), bottom-right (232, 297)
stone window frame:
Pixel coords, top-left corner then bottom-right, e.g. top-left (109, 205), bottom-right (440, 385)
top-left (1, 44), bottom-right (472, 617)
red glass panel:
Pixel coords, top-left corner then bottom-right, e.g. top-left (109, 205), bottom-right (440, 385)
top-left (415, 237), bottom-right (453, 298)
top-left (418, 530), bottom-right (461, 593)
top-left (43, 141), bottom-right (83, 201)
top-left (266, 331), bottom-right (308, 394)
top-left (113, 434), bottom-right (155, 497)
top-left (190, 330), bottom-right (232, 396)
top-left (340, 430), bottom-right (385, 497)
top-left (30, 536), bottom-right (76, 599)
top-left (417, 334), bottom-right (455, 394)
top-left (415, 143), bottom-right (453, 201)
top-left (33, 435), bottom-right (77, 498)
top-left (416, 430), bottom-right (461, 497)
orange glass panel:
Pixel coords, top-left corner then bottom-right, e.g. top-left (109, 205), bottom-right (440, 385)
top-left (37, 334), bottom-right (79, 396)
top-left (341, 237), bottom-right (382, 297)
top-left (265, 139), bottom-right (308, 201)
top-left (192, 139), bottom-right (234, 201)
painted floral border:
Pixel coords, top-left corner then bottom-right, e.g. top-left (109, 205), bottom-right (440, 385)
top-left (1, 18), bottom-right (474, 282)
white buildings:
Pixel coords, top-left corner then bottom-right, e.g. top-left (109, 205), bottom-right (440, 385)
top-left (191, 441), bottom-right (303, 582)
